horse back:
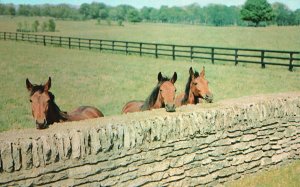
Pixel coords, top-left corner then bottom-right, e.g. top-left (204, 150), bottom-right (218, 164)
top-left (68, 106), bottom-right (104, 121)
top-left (122, 100), bottom-right (144, 114)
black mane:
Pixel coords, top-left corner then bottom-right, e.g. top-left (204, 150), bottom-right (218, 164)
top-left (182, 71), bottom-right (200, 104)
top-left (141, 76), bottom-right (171, 111)
top-left (30, 84), bottom-right (68, 123)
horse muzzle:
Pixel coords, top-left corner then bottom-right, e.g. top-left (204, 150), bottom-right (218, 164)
top-left (204, 94), bottom-right (213, 103)
top-left (165, 103), bottom-right (176, 112)
top-left (35, 119), bottom-right (48, 129)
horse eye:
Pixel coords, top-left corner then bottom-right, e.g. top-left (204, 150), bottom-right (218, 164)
top-left (193, 82), bottom-right (197, 85)
top-left (160, 89), bottom-right (163, 92)
top-left (29, 99), bottom-right (32, 103)
top-left (175, 89), bottom-right (177, 92)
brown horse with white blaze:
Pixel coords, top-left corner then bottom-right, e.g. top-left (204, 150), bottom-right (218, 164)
top-left (175, 67), bottom-right (213, 107)
top-left (26, 77), bottom-right (104, 129)
top-left (122, 72), bottom-right (177, 114)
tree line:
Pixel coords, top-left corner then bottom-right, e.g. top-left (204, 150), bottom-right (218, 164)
top-left (0, 1), bottom-right (300, 26)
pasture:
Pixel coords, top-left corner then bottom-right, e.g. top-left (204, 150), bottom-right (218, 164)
top-left (0, 16), bottom-right (299, 132)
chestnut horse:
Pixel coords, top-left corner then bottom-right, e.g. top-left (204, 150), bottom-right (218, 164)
top-left (122, 72), bottom-right (177, 113)
top-left (26, 77), bottom-right (104, 129)
top-left (175, 67), bottom-right (213, 107)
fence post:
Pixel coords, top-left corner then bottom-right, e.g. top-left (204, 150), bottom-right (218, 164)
top-left (126, 42), bottom-right (128, 55)
top-left (191, 46), bottom-right (193, 61)
top-left (112, 41), bottom-right (115, 51)
top-left (100, 40), bottom-right (102, 51)
top-left (22, 33), bottom-right (24, 41)
top-left (139, 43), bottom-right (142, 56)
top-left (155, 44), bottom-right (158, 58)
top-left (35, 35), bottom-right (37, 43)
top-left (289, 52), bottom-right (294, 72)
top-left (43, 35), bottom-right (46, 46)
top-left (89, 39), bottom-right (91, 50)
top-left (78, 38), bottom-right (80, 49)
top-left (261, 51), bottom-right (265, 69)
top-left (59, 37), bottom-right (62, 47)
top-left (68, 37), bottom-right (71, 49)
top-left (211, 48), bottom-right (215, 64)
top-left (172, 45), bottom-right (175, 60)
top-left (4, 32), bottom-right (6, 40)
top-left (235, 49), bottom-right (238, 66)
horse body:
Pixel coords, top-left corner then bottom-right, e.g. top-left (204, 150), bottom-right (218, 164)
top-left (122, 72), bottom-right (177, 114)
top-left (122, 100), bottom-right (144, 114)
top-left (176, 67), bottom-right (213, 107)
top-left (67, 106), bottom-right (104, 121)
top-left (26, 77), bottom-right (104, 129)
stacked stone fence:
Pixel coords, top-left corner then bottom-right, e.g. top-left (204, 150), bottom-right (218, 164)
top-left (0, 92), bottom-right (299, 186)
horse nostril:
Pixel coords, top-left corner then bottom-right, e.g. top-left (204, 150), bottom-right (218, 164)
top-left (165, 104), bottom-right (176, 112)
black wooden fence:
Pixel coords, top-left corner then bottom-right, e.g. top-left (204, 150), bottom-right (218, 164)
top-left (1, 31), bottom-right (299, 71)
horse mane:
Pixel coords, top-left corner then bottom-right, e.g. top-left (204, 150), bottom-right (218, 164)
top-left (182, 71), bottom-right (200, 104)
top-left (141, 76), bottom-right (171, 111)
top-left (30, 84), bottom-right (68, 122)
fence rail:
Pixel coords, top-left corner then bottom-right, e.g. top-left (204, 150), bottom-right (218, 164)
top-left (1, 31), bottom-right (299, 71)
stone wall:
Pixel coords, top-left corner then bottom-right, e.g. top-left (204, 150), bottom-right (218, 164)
top-left (0, 92), bottom-right (299, 186)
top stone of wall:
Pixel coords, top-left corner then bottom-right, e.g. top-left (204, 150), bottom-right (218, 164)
top-left (0, 92), bottom-right (299, 174)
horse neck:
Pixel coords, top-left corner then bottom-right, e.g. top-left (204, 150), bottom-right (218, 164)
top-left (141, 84), bottom-right (161, 111)
top-left (47, 100), bottom-right (68, 124)
top-left (183, 79), bottom-right (199, 105)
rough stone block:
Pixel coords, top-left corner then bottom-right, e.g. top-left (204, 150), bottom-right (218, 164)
top-left (21, 139), bottom-right (33, 170)
top-left (12, 142), bottom-right (21, 171)
top-left (1, 142), bottom-right (14, 172)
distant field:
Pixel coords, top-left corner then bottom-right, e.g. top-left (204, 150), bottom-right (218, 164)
top-left (1, 16), bottom-right (300, 51)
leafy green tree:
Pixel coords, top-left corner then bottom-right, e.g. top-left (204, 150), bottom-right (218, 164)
top-left (32, 20), bottom-right (39, 32)
top-left (272, 3), bottom-right (293, 26)
top-left (79, 3), bottom-right (90, 18)
top-left (241, 0), bottom-right (274, 26)
top-left (127, 9), bottom-right (142, 23)
top-left (48, 19), bottom-right (56, 32)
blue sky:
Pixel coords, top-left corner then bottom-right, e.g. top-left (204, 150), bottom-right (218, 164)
top-left (1, 0), bottom-right (300, 10)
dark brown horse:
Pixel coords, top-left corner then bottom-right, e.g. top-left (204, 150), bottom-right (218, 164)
top-left (122, 72), bottom-right (177, 114)
top-left (26, 77), bottom-right (104, 129)
top-left (175, 67), bottom-right (213, 107)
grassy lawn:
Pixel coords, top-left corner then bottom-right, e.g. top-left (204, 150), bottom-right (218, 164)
top-left (0, 40), bottom-right (299, 132)
top-left (0, 16), bottom-right (299, 132)
top-left (226, 160), bottom-right (300, 187)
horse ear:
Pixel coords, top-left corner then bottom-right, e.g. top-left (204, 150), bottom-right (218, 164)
top-left (189, 67), bottom-right (195, 79)
top-left (44, 77), bottom-right (51, 92)
top-left (200, 66), bottom-right (205, 78)
top-left (26, 78), bottom-right (33, 91)
top-left (157, 72), bottom-right (163, 82)
top-left (171, 72), bottom-right (177, 84)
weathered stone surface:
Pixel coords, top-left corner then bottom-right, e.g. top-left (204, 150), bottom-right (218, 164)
top-left (21, 139), bottom-right (33, 170)
top-left (12, 142), bottom-right (21, 171)
top-left (1, 142), bottom-right (14, 172)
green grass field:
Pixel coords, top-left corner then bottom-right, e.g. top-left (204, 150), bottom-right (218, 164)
top-left (1, 16), bottom-right (300, 50)
top-left (0, 16), bottom-right (300, 186)
top-left (226, 160), bottom-right (300, 187)
top-left (0, 16), bottom-right (300, 131)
